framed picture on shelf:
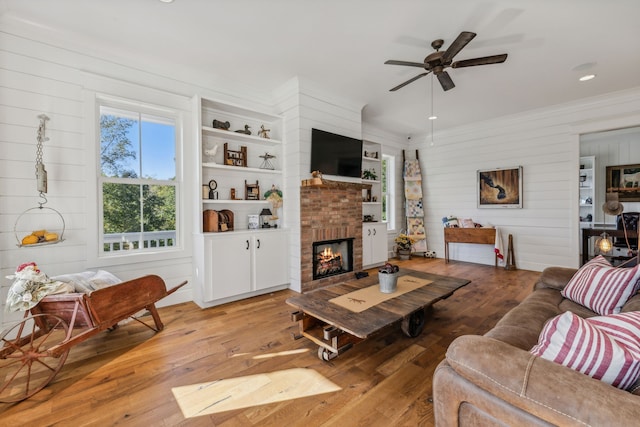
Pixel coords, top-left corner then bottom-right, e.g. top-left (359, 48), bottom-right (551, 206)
top-left (245, 180), bottom-right (260, 200)
top-left (478, 166), bottom-right (523, 209)
top-left (606, 164), bottom-right (640, 202)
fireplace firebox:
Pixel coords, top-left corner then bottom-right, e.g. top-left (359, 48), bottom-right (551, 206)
top-left (313, 238), bottom-right (354, 280)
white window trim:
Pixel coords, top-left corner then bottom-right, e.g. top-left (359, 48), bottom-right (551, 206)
top-left (86, 92), bottom-right (187, 267)
top-left (383, 154), bottom-right (396, 232)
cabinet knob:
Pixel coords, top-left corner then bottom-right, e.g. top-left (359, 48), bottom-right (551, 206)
top-left (257, 239), bottom-right (261, 249)
top-left (246, 240), bottom-right (250, 250)
top-left (373, 228), bottom-right (376, 236)
top-left (368, 229), bottom-right (371, 236)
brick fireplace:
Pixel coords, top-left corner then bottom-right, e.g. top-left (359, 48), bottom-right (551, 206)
top-left (300, 180), bottom-right (369, 292)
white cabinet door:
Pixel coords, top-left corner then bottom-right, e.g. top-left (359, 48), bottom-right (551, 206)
top-left (363, 224), bottom-right (373, 266)
top-left (206, 234), bottom-right (252, 301)
top-left (370, 223), bottom-right (388, 265)
top-left (363, 223), bottom-right (388, 267)
top-left (253, 231), bottom-right (289, 290)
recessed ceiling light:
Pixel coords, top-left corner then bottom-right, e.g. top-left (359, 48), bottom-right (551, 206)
top-left (579, 74), bottom-right (596, 82)
top-left (428, 115), bottom-right (437, 120)
top-left (159, 0), bottom-right (174, 3)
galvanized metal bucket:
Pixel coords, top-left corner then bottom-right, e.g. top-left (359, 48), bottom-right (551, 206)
top-left (378, 272), bottom-right (399, 293)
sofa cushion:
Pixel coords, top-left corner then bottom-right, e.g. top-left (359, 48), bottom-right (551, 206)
top-left (561, 255), bottom-right (640, 315)
top-left (530, 311), bottom-right (640, 390)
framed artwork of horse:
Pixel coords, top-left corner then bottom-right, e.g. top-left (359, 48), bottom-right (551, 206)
top-left (606, 164), bottom-right (640, 202)
top-left (477, 166), bottom-right (523, 209)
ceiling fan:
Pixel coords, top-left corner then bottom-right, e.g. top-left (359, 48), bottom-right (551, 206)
top-left (385, 31), bottom-right (508, 92)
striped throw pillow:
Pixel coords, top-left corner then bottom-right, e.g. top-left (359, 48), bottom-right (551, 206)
top-left (531, 311), bottom-right (640, 390)
top-left (561, 255), bottom-right (640, 315)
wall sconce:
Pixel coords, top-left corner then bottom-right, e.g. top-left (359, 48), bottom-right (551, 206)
top-left (595, 232), bottom-right (612, 254)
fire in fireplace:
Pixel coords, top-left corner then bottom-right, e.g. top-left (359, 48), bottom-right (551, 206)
top-left (313, 238), bottom-right (354, 280)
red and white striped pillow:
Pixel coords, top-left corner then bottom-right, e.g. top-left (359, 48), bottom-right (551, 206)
top-left (531, 311), bottom-right (640, 390)
top-left (561, 255), bottom-right (640, 315)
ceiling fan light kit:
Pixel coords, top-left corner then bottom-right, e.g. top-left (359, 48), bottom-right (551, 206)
top-left (385, 31), bottom-right (508, 92)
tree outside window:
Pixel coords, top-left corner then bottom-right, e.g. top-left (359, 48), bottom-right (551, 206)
top-left (99, 105), bottom-right (178, 254)
top-left (382, 154), bottom-right (395, 230)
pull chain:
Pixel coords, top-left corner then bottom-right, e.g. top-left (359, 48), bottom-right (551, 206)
top-left (36, 114), bottom-right (49, 207)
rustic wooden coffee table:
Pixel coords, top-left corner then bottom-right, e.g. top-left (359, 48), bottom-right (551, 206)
top-left (286, 269), bottom-right (470, 360)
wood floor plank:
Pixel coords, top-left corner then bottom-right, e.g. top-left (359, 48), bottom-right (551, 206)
top-left (0, 258), bottom-right (540, 426)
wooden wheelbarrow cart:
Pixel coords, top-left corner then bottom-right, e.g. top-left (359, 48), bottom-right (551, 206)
top-left (0, 275), bottom-right (187, 403)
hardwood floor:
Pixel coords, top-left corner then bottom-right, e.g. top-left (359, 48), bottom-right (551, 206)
top-left (0, 258), bottom-right (540, 426)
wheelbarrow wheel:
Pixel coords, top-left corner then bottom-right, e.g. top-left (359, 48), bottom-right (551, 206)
top-left (0, 313), bottom-right (70, 402)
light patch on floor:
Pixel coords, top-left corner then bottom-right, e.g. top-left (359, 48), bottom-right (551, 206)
top-left (252, 348), bottom-right (309, 359)
top-left (172, 368), bottom-right (341, 418)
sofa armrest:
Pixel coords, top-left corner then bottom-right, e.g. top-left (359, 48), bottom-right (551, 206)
top-left (622, 292), bottom-right (640, 313)
top-left (441, 335), bottom-right (639, 426)
top-left (533, 266), bottom-right (576, 291)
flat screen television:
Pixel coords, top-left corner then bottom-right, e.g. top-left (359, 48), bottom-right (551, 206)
top-left (310, 128), bottom-right (362, 178)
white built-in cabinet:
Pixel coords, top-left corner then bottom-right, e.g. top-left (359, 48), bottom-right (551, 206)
top-left (579, 155), bottom-right (596, 261)
top-left (361, 140), bottom-right (387, 268)
top-left (362, 222), bottom-right (387, 267)
top-left (200, 231), bottom-right (288, 302)
top-left (193, 95), bottom-right (289, 307)
top-left (362, 140), bottom-right (383, 222)
top-left (579, 156), bottom-right (596, 228)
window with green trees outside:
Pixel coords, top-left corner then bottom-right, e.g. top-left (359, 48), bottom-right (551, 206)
top-left (99, 104), bottom-right (179, 254)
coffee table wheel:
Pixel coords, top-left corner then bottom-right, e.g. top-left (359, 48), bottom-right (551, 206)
top-left (318, 346), bottom-right (338, 361)
top-left (401, 309), bottom-right (426, 338)
top-left (0, 313), bottom-right (70, 403)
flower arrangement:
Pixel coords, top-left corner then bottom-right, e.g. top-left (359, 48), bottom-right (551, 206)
top-left (394, 233), bottom-right (415, 251)
top-left (5, 262), bottom-right (66, 312)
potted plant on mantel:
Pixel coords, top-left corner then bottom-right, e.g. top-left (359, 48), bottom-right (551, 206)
top-left (394, 233), bottom-right (415, 260)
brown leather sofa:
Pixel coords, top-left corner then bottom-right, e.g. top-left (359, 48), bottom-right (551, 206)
top-left (433, 266), bottom-right (640, 426)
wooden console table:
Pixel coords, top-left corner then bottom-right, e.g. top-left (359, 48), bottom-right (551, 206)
top-left (581, 228), bottom-right (638, 265)
top-left (444, 228), bottom-right (498, 266)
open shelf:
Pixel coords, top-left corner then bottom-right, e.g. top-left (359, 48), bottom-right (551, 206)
top-left (202, 163), bottom-right (281, 174)
top-left (202, 125), bottom-right (282, 146)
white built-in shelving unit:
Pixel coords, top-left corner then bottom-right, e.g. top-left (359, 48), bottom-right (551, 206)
top-left (193, 95), bottom-right (289, 308)
top-left (361, 140), bottom-right (387, 267)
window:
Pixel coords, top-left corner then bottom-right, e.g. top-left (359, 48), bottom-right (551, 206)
top-left (382, 154), bottom-right (395, 230)
top-left (98, 104), bottom-right (179, 255)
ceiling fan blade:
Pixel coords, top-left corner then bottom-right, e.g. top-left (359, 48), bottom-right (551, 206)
top-left (389, 72), bottom-right (430, 91)
top-left (385, 60), bottom-right (426, 68)
top-left (437, 71), bottom-right (455, 91)
top-left (452, 54), bottom-right (508, 68)
top-left (441, 31), bottom-right (476, 63)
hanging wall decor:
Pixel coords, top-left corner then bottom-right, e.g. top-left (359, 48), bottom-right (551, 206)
top-left (14, 114), bottom-right (65, 247)
top-left (477, 166), bottom-right (523, 209)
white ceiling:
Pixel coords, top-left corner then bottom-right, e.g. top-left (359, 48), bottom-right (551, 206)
top-left (3, 0), bottom-right (640, 138)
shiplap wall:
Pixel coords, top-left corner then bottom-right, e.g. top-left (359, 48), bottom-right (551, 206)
top-left (421, 91), bottom-right (640, 271)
